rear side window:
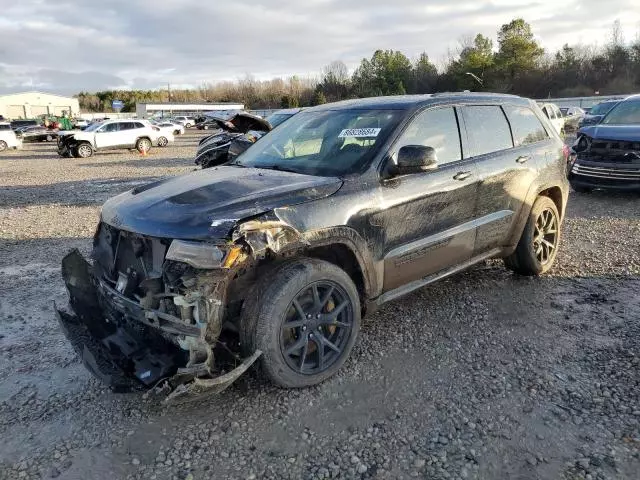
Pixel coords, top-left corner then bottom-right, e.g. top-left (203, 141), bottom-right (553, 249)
top-left (395, 107), bottom-right (462, 165)
top-left (134, 122), bottom-right (145, 129)
top-left (504, 106), bottom-right (549, 146)
top-left (463, 106), bottom-right (513, 156)
top-left (119, 122), bottom-right (134, 131)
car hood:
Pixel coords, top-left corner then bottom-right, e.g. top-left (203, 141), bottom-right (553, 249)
top-left (100, 166), bottom-right (343, 240)
top-left (579, 124), bottom-right (640, 141)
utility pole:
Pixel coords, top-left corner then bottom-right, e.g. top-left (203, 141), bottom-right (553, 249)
top-left (167, 83), bottom-right (171, 102)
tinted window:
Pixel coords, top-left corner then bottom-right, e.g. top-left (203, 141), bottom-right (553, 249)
top-left (504, 106), bottom-right (549, 146)
top-left (0, 124), bottom-right (11, 131)
top-left (134, 122), bottom-right (145, 129)
top-left (119, 122), bottom-right (135, 130)
top-left (395, 107), bottom-right (461, 164)
top-left (463, 106), bottom-right (513, 156)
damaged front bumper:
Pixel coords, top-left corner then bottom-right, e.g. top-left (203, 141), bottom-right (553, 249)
top-left (56, 249), bottom-right (261, 402)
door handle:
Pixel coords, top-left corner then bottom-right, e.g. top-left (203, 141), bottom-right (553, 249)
top-left (453, 171), bottom-right (472, 181)
top-left (516, 155), bottom-right (530, 164)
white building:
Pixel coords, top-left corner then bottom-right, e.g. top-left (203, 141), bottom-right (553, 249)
top-left (0, 91), bottom-right (80, 119)
top-left (136, 102), bottom-right (244, 119)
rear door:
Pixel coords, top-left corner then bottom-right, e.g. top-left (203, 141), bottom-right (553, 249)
top-left (378, 106), bottom-right (481, 292)
top-left (117, 122), bottom-right (138, 146)
top-left (463, 104), bottom-right (550, 255)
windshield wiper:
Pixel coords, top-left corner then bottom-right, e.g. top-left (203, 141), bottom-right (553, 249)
top-left (255, 164), bottom-right (300, 174)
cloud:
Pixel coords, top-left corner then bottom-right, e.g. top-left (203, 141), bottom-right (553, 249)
top-left (0, 0), bottom-right (638, 95)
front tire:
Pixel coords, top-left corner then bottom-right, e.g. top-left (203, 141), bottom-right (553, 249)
top-left (75, 143), bottom-right (93, 158)
top-left (504, 196), bottom-right (561, 276)
top-left (240, 258), bottom-right (361, 388)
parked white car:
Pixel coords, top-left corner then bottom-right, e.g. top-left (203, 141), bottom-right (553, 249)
top-left (539, 103), bottom-right (566, 135)
top-left (0, 122), bottom-right (22, 151)
top-left (154, 121), bottom-right (185, 136)
top-left (172, 116), bottom-right (196, 128)
top-left (57, 119), bottom-right (173, 158)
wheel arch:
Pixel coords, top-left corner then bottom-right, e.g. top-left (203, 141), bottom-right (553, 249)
top-left (537, 186), bottom-right (565, 220)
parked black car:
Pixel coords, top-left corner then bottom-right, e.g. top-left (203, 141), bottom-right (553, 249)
top-left (16, 125), bottom-right (58, 143)
top-left (195, 110), bottom-right (301, 169)
top-left (56, 93), bottom-right (569, 401)
top-left (578, 100), bottom-right (620, 127)
top-left (10, 119), bottom-right (39, 130)
top-left (194, 112), bottom-right (272, 168)
top-left (570, 95), bottom-right (640, 191)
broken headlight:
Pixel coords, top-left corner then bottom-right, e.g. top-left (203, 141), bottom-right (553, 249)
top-left (166, 240), bottom-right (225, 269)
top-left (165, 240), bottom-right (243, 269)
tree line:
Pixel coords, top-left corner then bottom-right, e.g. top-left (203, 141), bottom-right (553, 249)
top-left (76, 18), bottom-right (640, 112)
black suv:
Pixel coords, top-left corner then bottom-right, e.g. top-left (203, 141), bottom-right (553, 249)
top-left (57, 94), bottom-right (569, 399)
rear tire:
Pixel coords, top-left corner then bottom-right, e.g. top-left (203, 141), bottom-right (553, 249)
top-left (157, 136), bottom-right (168, 147)
top-left (240, 258), bottom-right (361, 388)
top-left (136, 138), bottom-right (152, 153)
top-left (504, 196), bottom-right (561, 276)
top-left (0, 140), bottom-right (7, 152)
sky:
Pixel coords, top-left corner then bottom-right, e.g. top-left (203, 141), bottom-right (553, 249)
top-left (1, 0), bottom-right (639, 95)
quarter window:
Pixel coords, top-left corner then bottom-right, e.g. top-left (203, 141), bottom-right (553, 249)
top-left (463, 106), bottom-right (513, 156)
top-left (504, 106), bottom-right (549, 146)
top-left (395, 107), bottom-right (462, 165)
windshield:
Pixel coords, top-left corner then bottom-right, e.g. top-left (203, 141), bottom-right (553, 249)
top-left (234, 109), bottom-right (403, 176)
top-left (602, 100), bottom-right (640, 125)
top-left (591, 102), bottom-right (617, 115)
top-left (265, 113), bottom-right (294, 128)
top-left (84, 122), bottom-right (103, 132)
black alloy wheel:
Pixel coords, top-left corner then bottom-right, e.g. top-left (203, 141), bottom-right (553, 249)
top-left (533, 208), bottom-right (558, 266)
top-left (280, 281), bottom-right (353, 375)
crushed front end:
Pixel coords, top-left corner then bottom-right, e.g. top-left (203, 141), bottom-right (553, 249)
top-left (56, 223), bottom-right (261, 401)
top-left (570, 135), bottom-right (640, 190)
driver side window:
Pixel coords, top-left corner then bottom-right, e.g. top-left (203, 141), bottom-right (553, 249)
top-left (100, 123), bottom-right (119, 133)
top-left (394, 107), bottom-right (462, 165)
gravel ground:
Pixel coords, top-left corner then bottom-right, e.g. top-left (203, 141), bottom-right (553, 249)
top-left (1, 132), bottom-right (639, 480)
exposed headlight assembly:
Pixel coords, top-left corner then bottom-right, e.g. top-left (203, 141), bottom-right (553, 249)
top-left (166, 240), bottom-right (243, 269)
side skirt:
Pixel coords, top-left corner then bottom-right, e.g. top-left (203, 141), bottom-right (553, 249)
top-left (376, 247), bottom-right (503, 306)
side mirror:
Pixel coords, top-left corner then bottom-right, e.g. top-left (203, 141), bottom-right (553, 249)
top-left (396, 145), bottom-right (438, 175)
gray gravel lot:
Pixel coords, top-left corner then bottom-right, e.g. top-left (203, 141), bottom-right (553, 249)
top-left (1, 132), bottom-right (639, 480)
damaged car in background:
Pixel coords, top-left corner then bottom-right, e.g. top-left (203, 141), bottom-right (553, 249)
top-left (569, 95), bottom-right (640, 192)
top-left (57, 94), bottom-right (569, 402)
top-left (194, 109), bottom-right (300, 169)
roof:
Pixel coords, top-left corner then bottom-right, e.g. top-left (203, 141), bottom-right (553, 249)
top-left (137, 102), bottom-right (243, 106)
top-left (0, 90), bottom-right (77, 100)
top-left (308, 93), bottom-right (530, 112)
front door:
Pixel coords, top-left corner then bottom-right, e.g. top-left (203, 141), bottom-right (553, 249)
top-left (375, 106), bottom-right (481, 292)
top-left (94, 122), bottom-right (121, 148)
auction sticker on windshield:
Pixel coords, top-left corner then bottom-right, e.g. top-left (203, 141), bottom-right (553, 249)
top-left (338, 128), bottom-right (381, 138)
